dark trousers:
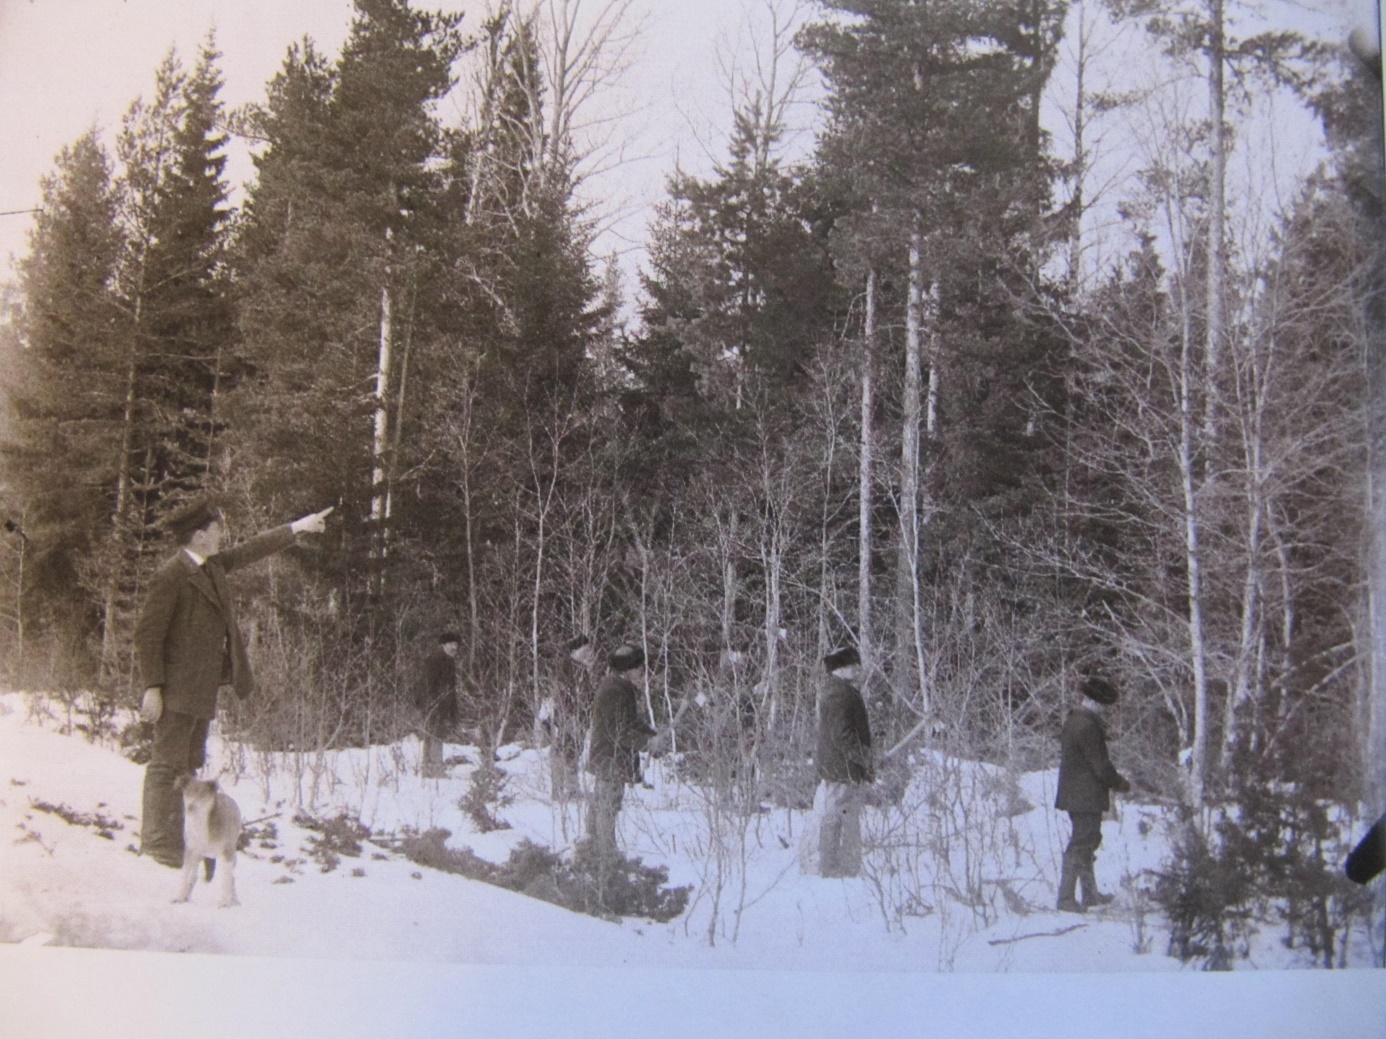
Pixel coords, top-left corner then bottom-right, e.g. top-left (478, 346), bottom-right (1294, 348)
top-left (141, 709), bottom-right (211, 861)
top-left (1065, 810), bottom-right (1103, 870)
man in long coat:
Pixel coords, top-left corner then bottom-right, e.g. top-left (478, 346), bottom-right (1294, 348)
top-left (584, 643), bottom-right (657, 857)
top-left (416, 632), bottom-right (460, 778)
top-left (1055, 673), bottom-right (1130, 912)
top-left (135, 498), bottom-right (332, 867)
top-left (808, 645), bottom-right (873, 878)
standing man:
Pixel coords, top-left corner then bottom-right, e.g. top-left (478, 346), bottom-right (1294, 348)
top-left (810, 646), bottom-right (873, 878)
top-left (1055, 673), bottom-right (1131, 912)
top-left (540, 634), bottom-right (597, 801)
top-left (135, 498), bottom-right (332, 868)
top-left (584, 643), bottom-right (657, 858)
top-left (416, 632), bottom-right (461, 778)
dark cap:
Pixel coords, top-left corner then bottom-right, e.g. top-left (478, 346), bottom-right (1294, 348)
top-left (1081, 674), bottom-right (1118, 705)
top-left (165, 497), bottom-right (224, 545)
top-left (609, 643), bottom-right (644, 671)
top-left (824, 646), bottom-right (860, 673)
top-left (565, 634), bottom-right (591, 654)
top-left (438, 631), bottom-right (460, 645)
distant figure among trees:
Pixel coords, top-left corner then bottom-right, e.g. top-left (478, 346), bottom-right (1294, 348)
top-left (415, 631), bottom-right (461, 778)
top-left (134, 498), bottom-right (332, 868)
top-left (583, 643), bottom-right (658, 858)
top-left (802, 646), bottom-right (873, 878)
top-left (1054, 674), bottom-right (1131, 913)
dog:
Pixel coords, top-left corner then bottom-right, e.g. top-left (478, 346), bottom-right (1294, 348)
top-left (171, 774), bottom-right (242, 907)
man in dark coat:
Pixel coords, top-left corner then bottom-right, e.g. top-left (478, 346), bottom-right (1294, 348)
top-left (806, 646), bottom-right (873, 878)
top-left (584, 643), bottom-right (657, 857)
top-left (416, 632), bottom-right (460, 778)
top-left (1055, 673), bottom-right (1131, 912)
top-left (135, 497), bottom-right (332, 867)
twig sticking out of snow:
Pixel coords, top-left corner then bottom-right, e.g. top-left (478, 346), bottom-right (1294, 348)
top-left (986, 923), bottom-right (1088, 946)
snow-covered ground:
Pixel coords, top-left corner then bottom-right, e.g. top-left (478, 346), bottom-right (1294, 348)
top-left (2, 689), bottom-right (1385, 1037)
top-left (2, 692), bottom-right (1386, 1039)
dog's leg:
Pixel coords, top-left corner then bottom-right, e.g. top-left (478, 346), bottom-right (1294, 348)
top-left (173, 850), bottom-right (199, 903)
top-left (217, 851), bottom-right (239, 908)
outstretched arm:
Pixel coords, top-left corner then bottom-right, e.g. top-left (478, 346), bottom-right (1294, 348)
top-left (219, 506), bottom-right (334, 572)
top-left (290, 505), bottom-right (334, 535)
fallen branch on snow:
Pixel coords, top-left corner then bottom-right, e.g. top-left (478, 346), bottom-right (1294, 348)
top-left (987, 923), bottom-right (1087, 946)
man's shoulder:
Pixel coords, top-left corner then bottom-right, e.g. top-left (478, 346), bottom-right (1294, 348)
top-left (152, 552), bottom-right (193, 584)
top-left (595, 674), bottom-right (634, 698)
top-left (1062, 708), bottom-right (1102, 737)
top-left (823, 677), bottom-right (862, 703)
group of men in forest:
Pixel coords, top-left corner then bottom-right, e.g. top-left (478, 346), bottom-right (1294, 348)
top-left (132, 499), bottom-right (1133, 911)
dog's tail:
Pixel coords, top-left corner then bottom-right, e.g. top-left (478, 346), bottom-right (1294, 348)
top-left (203, 857), bottom-right (216, 882)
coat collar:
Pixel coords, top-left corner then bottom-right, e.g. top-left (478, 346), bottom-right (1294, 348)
top-left (176, 550), bottom-right (223, 611)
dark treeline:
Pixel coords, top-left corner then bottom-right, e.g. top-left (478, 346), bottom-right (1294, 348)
top-left (0, 0), bottom-right (1376, 813)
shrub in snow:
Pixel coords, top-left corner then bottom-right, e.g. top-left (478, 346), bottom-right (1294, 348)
top-left (29, 798), bottom-right (124, 840)
top-left (293, 810), bottom-right (371, 873)
top-left (1151, 779), bottom-right (1372, 969)
top-left (458, 760), bottom-right (512, 832)
top-left (395, 829), bottom-right (690, 923)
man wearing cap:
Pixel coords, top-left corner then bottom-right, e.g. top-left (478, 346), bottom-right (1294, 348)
top-left (540, 634), bottom-right (597, 800)
top-left (134, 497), bottom-right (333, 868)
top-left (810, 646), bottom-right (873, 878)
top-left (416, 632), bottom-right (461, 778)
top-left (1055, 673), bottom-right (1131, 912)
top-left (584, 643), bottom-right (658, 857)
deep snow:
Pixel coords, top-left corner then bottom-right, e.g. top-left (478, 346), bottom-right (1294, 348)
top-left (0, 690), bottom-right (1373, 975)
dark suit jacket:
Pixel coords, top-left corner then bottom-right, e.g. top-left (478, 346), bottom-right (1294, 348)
top-left (817, 677), bottom-right (873, 784)
top-left (1346, 812), bottom-right (1386, 884)
top-left (587, 674), bottom-right (654, 783)
top-left (134, 526), bottom-right (296, 719)
top-left (1055, 706), bottom-right (1128, 813)
top-left (416, 646), bottom-right (459, 736)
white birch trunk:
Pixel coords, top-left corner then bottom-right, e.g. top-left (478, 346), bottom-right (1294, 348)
top-left (371, 280), bottom-right (394, 583)
top-left (1204, 0), bottom-right (1226, 443)
top-left (1178, 303), bottom-right (1211, 806)
top-left (858, 266), bottom-right (877, 671)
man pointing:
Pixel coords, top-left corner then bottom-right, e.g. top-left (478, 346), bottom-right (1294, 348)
top-left (135, 498), bottom-right (332, 867)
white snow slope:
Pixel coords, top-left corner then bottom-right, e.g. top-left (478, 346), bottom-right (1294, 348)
top-left (0, 690), bottom-right (1375, 974)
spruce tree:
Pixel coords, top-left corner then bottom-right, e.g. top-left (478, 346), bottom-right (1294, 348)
top-left (4, 131), bottom-right (125, 683)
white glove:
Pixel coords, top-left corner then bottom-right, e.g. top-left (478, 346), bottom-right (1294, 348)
top-left (140, 687), bottom-right (163, 724)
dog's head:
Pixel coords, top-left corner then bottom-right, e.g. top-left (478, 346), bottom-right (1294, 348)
top-left (175, 774), bottom-right (219, 808)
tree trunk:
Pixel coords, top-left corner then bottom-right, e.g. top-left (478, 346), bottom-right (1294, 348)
top-left (1068, 0), bottom-right (1089, 294)
top-left (895, 217), bottom-right (931, 714)
top-left (1178, 296), bottom-right (1211, 806)
top-left (99, 337), bottom-right (141, 689)
top-left (859, 265), bottom-right (877, 670)
top-left (371, 278), bottom-right (394, 591)
top-left (1204, 0), bottom-right (1226, 443)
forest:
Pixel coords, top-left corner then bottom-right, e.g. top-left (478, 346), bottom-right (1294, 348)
top-left (0, 0), bottom-right (1381, 963)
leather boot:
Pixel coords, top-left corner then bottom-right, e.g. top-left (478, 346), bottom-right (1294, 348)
top-left (1056, 860), bottom-right (1085, 913)
top-left (1079, 868), bottom-right (1115, 908)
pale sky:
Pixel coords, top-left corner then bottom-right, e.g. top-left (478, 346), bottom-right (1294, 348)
top-left (0, 0), bottom-right (802, 293)
top-left (0, 0), bottom-right (1376, 303)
